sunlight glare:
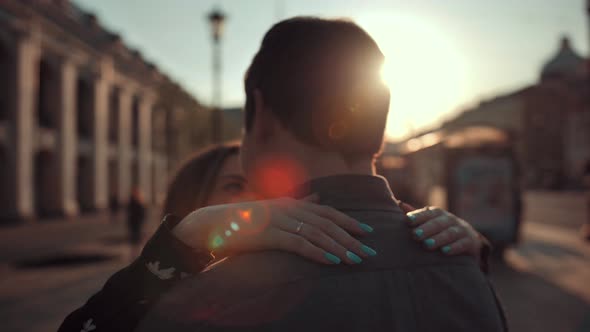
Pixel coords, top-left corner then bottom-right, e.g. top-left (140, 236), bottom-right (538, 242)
top-left (359, 13), bottom-right (468, 140)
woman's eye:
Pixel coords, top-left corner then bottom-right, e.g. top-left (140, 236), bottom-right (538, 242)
top-left (223, 182), bottom-right (245, 194)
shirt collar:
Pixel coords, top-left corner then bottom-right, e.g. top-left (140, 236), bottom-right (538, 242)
top-left (290, 175), bottom-right (400, 211)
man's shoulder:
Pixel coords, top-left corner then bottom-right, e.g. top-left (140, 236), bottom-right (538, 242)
top-left (203, 251), bottom-right (321, 288)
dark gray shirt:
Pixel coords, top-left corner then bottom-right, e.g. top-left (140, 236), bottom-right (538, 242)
top-left (137, 175), bottom-right (507, 332)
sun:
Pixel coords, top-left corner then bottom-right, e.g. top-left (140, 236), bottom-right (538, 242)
top-left (358, 13), bottom-right (468, 140)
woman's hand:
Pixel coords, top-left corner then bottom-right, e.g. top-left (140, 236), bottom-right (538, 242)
top-left (401, 204), bottom-right (482, 258)
top-left (172, 196), bottom-right (377, 265)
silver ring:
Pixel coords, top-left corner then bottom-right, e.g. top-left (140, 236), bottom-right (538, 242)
top-left (295, 221), bottom-right (304, 234)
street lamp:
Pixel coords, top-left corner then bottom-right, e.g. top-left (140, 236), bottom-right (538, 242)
top-left (207, 7), bottom-right (226, 143)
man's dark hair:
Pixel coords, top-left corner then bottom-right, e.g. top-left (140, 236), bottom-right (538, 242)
top-left (244, 17), bottom-right (390, 162)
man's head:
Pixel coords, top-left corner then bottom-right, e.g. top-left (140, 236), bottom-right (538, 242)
top-left (240, 17), bottom-right (390, 195)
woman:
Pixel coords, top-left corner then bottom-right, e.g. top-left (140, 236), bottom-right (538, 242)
top-left (58, 144), bottom-right (487, 332)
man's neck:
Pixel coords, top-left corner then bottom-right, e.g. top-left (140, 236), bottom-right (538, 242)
top-left (253, 133), bottom-right (379, 198)
top-left (253, 152), bottom-right (376, 199)
top-left (298, 154), bottom-right (375, 181)
top-left (284, 136), bottom-right (377, 180)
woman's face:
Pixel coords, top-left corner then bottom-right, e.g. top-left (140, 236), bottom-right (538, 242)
top-left (205, 154), bottom-right (257, 206)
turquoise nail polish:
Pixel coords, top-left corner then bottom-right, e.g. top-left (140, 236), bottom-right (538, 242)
top-left (359, 223), bottom-right (374, 233)
top-left (425, 238), bottom-right (436, 248)
top-left (414, 228), bottom-right (424, 238)
top-left (324, 252), bottom-right (341, 264)
top-left (407, 214), bottom-right (417, 222)
top-left (361, 244), bottom-right (377, 256)
top-left (442, 245), bottom-right (451, 254)
top-left (346, 251), bottom-right (363, 264)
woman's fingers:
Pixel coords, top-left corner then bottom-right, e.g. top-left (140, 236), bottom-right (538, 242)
top-left (440, 237), bottom-right (474, 255)
top-left (282, 211), bottom-right (368, 264)
top-left (407, 208), bottom-right (482, 257)
top-left (301, 193), bottom-right (320, 203)
top-left (216, 197), bottom-right (378, 265)
top-left (406, 206), bottom-right (445, 227)
top-left (296, 201), bottom-right (370, 235)
top-left (421, 225), bottom-right (466, 251)
top-left (411, 213), bottom-right (453, 241)
top-left (274, 230), bottom-right (342, 264)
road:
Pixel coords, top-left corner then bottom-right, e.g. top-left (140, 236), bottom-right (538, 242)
top-left (0, 212), bottom-right (156, 332)
top-left (493, 222), bottom-right (590, 332)
top-left (0, 194), bottom-right (589, 332)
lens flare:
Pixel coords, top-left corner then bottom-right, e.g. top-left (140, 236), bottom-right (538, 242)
top-left (238, 209), bottom-right (252, 223)
top-left (251, 156), bottom-right (306, 198)
top-left (210, 235), bottom-right (224, 249)
top-left (234, 204), bottom-right (271, 236)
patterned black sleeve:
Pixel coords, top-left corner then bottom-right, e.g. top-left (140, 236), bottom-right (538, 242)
top-left (57, 215), bottom-right (213, 332)
top-left (479, 233), bottom-right (492, 274)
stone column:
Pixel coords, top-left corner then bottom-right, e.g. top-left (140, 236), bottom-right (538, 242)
top-left (153, 154), bottom-right (168, 205)
top-left (117, 87), bottom-right (133, 205)
top-left (56, 58), bottom-right (78, 217)
top-left (4, 34), bottom-right (40, 220)
top-left (138, 94), bottom-right (154, 203)
top-left (90, 61), bottom-right (112, 210)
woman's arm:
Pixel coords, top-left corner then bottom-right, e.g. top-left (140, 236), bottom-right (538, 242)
top-left (59, 197), bottom-right (373, 332)
top-left (57, 215), bottom-right (211, 332)
top-left (172, 196), bottom-right (374, 264)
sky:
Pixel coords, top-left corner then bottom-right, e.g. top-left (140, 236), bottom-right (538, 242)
top-left (74, 0), bottom-right (589, 141)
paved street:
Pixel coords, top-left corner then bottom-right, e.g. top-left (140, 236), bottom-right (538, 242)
top-left (494, 223), bottom-right (590, 332)
top-left (0, 212), bottom-right (159, 332)
top-left (0, 193), bottom-right (589, 332)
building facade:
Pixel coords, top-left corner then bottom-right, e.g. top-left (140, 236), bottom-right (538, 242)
top-left (522, 37), bottom-right (590, 188)
top-left (0, 0), bottom-right (211, 222)
top-left (380, 33), bottom-right (589, 197)
top-left (439, 36), bottom-right (589, 189)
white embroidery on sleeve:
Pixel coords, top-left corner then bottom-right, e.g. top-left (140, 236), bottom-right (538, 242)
top-left (81, 318), bottom-right (96, 332)
top-left (146, 261), bottom-right (176, 280)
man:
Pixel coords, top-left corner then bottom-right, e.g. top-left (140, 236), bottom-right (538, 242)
top-left (138, 17), bottom-right (506, 331)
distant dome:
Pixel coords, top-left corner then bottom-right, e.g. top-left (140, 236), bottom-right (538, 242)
top-left (541, 36), bottom-right (586, 80)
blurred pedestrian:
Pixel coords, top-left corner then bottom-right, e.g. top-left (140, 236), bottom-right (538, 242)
top-left (127, 188), bottom-right (146, 259)
top-left (109, 194), bottom-right (119, 224)
top-left (58, 144), bottom-right (489, 332)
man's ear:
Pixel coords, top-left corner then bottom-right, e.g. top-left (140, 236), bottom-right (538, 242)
top-left (252, 89), bottom-right (275, 142)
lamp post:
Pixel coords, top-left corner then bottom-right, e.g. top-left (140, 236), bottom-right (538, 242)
top-left (208, 7), bottom-right (226, 143)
